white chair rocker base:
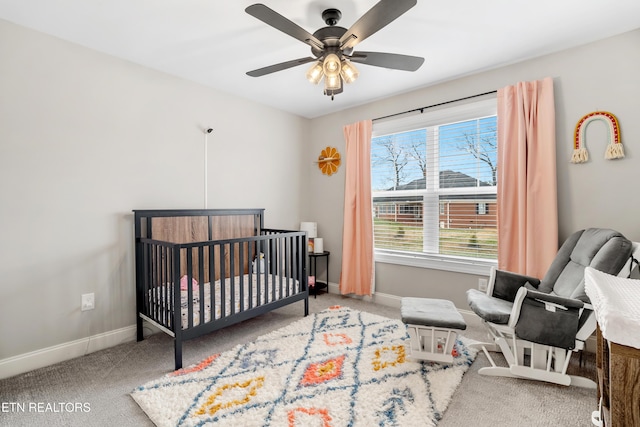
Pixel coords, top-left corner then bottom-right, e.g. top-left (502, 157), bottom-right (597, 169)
top-left (401, 297), bottom-right (467, 364)
top-left (471, 321), bottom-right (596, 388)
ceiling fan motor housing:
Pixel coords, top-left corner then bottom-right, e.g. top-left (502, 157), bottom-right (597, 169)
top-left (311, 26), bottom-right (349, 58)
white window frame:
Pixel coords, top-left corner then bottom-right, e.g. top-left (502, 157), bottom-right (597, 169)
top-left (372, 98), bottom-right (498, 276)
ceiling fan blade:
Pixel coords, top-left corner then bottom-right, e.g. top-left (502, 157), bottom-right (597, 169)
top-left (339, 0), bottom-right (417, 50)
top-left (349, 51), bottom-right (424, 71)
top-left (246, 4), bottom-right (324, 50)
top-left (247, 57), bottom-right (317, 77)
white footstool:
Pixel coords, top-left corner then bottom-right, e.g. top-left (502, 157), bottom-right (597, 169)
top-left (401, 297), bottom-right (467, 363)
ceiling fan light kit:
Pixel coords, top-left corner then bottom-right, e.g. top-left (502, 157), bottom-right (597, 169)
top-left (245, 0), bottom-right (424, 100)
top-left (324, 73), bottom-right (342, 93)
top-left (322, 53), bottom-right (341, 77)
top-left (307, 51), bottom-right (359, 99)
top-left (340, 60), bottom-right (359, 83)
top-left (305, 62), bottom-right (324, 84)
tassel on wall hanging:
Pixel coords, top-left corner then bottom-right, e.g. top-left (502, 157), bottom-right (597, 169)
top-left (571, 111), bottom-right (624, 164)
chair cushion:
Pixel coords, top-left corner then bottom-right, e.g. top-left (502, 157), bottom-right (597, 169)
top-left (401, 297), bottom-right (467, 330)
top-left (466, 289), bottom-right (513, 324)
top-left (539, 228), bottom-right (632, 302)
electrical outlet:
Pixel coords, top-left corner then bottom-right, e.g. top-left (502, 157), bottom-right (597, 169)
top-left (81, 293), bottom-right (95, 311)
top-left (478, 278), bottom-right (488, 292)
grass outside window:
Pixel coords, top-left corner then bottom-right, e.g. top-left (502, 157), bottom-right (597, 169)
top-left (374, 218), bottom-right (497, 259)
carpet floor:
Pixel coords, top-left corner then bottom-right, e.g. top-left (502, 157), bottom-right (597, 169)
top-left (0, 293), bottom-right (597, 426)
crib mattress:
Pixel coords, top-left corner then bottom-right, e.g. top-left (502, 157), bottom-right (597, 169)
top-left (149, 274), bottom-right (300, 329)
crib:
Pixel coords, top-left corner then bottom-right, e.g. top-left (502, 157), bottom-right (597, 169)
top-left (133, 209), bottom-right (308, 370)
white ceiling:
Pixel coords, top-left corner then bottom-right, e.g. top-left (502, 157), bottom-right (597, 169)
top-left (1, 0), bottom-right (640, 118)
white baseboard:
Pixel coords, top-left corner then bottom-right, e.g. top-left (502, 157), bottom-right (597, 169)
top-left (0, 325), bottom-right (139, 380)
top-left (327, 282), bottom-right (403, 308)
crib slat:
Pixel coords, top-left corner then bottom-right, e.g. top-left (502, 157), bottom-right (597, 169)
top-left (248, 240), bottom-right (254, 310)
top-left (256, 239), bottom-right (263, 306)
top-left (209, 243), bottom-right (216, 321)
top-left (150, 244), bottom-right (156, 324)
top-left (172, 245), bottom-right (182, 369)
top-left (265, 239), bottom-right (271, 304)
top-left (285, 236), bottom-right (291, 297)
top-left (291, 235), bottom-right (298, 296)
top-left (152, 245), bottom-right (158, 322)
top-left (156, 245), bottom-right (162, 323)
top-left (239, 241), bottom-right (245, 312)
top-left (198, 246), bottom-right (205, 326)
top-left (220, 243), bottom-right (226, 318)
top-left (166, 245), bottom-right (172, 329)
top-left (186, 248), bottom-right (193, 329)
top-left (277, 237), bottom-right (283, 299)
top-left (272, 238), bottom-right (278, 302)
top-left (230, 242), bottom-right (236, 316)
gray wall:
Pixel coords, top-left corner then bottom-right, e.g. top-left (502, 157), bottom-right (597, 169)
top-left (303, 29), bottom-right (640, 309)
top-left (0, 19), bottom-right (309, 360)
top-left (1, 17), bottom-right (638, 366)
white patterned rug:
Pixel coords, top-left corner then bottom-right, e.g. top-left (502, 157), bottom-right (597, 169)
top-left (131, 306), bottom-right (477, 427)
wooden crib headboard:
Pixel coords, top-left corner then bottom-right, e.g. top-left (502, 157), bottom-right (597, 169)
top-left (134, 209), bottom-right (264, 241)
top-left (133, 209), bottom-right (265, 282)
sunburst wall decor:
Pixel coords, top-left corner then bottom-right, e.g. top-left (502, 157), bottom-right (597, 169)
top-left (318, 146), bottom-right (341, 176)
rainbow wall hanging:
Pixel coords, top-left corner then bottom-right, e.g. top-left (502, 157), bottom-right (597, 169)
top-left (571, 111), bottom-right (624, 164)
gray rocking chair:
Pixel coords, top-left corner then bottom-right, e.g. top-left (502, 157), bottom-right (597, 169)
top-left (466, 228), bottom-right (634, 387)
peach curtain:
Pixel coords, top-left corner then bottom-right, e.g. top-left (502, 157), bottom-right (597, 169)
top-left (497, 77), bottom-right (558, 278)
top-left (339, 120), bottom-right (374, 296)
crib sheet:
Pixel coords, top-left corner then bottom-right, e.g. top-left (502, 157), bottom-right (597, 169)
top-left (150, 274), bottom-right (300, 329)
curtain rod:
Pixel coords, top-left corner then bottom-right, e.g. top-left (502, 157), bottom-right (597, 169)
top-left (372, 90), bottom-right (498, 122)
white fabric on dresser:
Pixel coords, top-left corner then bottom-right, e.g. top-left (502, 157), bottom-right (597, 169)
top-left (585, 266), bottom-right (640, 349)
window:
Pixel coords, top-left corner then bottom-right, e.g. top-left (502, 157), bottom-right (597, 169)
top-left (377, 204), bottom-right (396, 214)
top-left (399, 204), bottom-right (420, 215)
top-left (371, 98), bottom-right (497, 274)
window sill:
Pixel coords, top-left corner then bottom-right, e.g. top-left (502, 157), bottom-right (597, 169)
top-left (375, 251), bottom-right (496, 276)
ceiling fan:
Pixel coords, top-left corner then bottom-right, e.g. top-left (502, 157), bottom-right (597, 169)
top-left (245, 0), bottom-right (425, 99)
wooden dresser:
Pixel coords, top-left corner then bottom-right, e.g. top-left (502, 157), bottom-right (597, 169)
top-left (595, 326), bottom-right (640, 426)
top-left (586, 268), bottom-right (640, 426)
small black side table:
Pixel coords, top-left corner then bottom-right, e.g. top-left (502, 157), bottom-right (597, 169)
top-left (309, 251), bottom-right (330, 298)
